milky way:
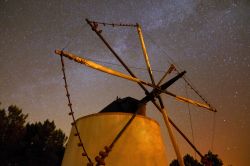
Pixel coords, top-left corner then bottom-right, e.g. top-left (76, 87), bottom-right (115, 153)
top-left (0, 0), bottom-right (250, 165)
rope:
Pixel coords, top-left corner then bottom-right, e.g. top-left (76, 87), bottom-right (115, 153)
top-left (185, 83), bottom-right (196, 158)
top-left (87, 58), bottom-right (166, 73)
top-left (60, 55), bottom-right (93, 165)
top-left (144, 32), bottom-right (217, 111)
top-left (88, 20), bottom-right (137, 28)
top-left (62, 22), bottom-right (88, 51)
top-left (211, 112), bottom-right (216, 151)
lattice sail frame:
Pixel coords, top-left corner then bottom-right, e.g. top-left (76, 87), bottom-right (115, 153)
top-left (55, 19), bottom-right (217, 166)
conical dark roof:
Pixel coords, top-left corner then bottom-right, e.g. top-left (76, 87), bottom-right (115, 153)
top-left (99, 97), bottom-right (142, 114)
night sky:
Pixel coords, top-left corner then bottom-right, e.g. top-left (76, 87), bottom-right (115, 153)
top-left (1, 0), bottom-right (250, 165)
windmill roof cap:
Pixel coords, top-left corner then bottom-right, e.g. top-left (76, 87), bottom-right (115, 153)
top-left (99, 96), bottom-right (144, 114)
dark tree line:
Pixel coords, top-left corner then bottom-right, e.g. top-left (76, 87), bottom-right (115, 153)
top-left (170, 152), bottom-right (223, 166)
top-left (0, 103), bottom-right (67, 166)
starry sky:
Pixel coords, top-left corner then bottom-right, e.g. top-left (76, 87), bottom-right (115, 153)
top-left (0, 0), bottom-right (250, 165)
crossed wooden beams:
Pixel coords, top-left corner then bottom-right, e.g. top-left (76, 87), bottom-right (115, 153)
top-left (54, 18), bottom-right (216, 166)
top-left (55, 50), bottom-right (215, 113)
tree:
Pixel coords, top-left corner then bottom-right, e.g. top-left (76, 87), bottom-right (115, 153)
top-left (0, 103), bottom-right (67, 166)
top-left (170, 152), bottom-right (223, 166)
top-left (184, 154), bottom-right (203, 166)
top-left (201, 151), bottom-right (223, 166)
top-left (0, 105), bottom-right (28, 165)
top-left (21, 120), bottom-right (67, 166)
top-left (170, 154), bottom-right (202, 166)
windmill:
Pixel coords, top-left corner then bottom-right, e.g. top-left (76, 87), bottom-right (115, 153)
top-left (55, 19), bottom-right (217, 166)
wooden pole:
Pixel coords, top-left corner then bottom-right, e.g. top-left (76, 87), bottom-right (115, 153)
top-left (137, 24), bottom-right (184, 166)
top-left (157, 64), bottom-right (175, 86)
top-left (55, 50), bottom-right (154, 87)
top-left (161, 107), bottom-right (185, 166)
top-left (136, 24), bottom-right (156, 85)
top-left (163, 90), bottom-right (216, 112)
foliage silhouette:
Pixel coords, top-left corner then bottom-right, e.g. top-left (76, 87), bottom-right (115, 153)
top-left (0, 103), bottom-right (67, 166)
top-left (201, 151), bottom-right (223, 166)
top-left (170, 152), bottom-right (223, 166)
top-left (170, 154), bottom-right (202, 166)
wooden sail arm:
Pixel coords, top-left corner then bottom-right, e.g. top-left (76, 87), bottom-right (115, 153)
top-left (157, 64), bottom-right (176, 86)
top-left (55, 49), bottom-right (214, 112)
top-left (55, 49), bottom-right (215, 112)
top-left (55, 50), bottom-right (154, 88)
top-left (140, 71), bottom-right (186, 104)
top-left (163, 90), bottom-right (217, 112)
top-left (136, 25), bottom-right (185, 166)
top-left (136, 24), bottom-right (156, 85)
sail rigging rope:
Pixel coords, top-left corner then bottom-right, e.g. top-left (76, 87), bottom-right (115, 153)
top-left (192, 105), bottom-right (217, 154)
top-left (88, 20), bottom-right (137, 28)
top-left (59, 53), bottom-right (146, 165)
top-left (60, 55), bottom-right (93, 165)
top-left (211, 112), bottom-right (216, 151)
top-left (87, 58), bottom-right (167, 73)
top-left (185, 83), bottom-right (196, 158)
top-left (143, 32), bottom-right (217, 112)
top-left (62, 22), bottom-right (88, 51)
top-left (59, 49), bottom-right (134, 165)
